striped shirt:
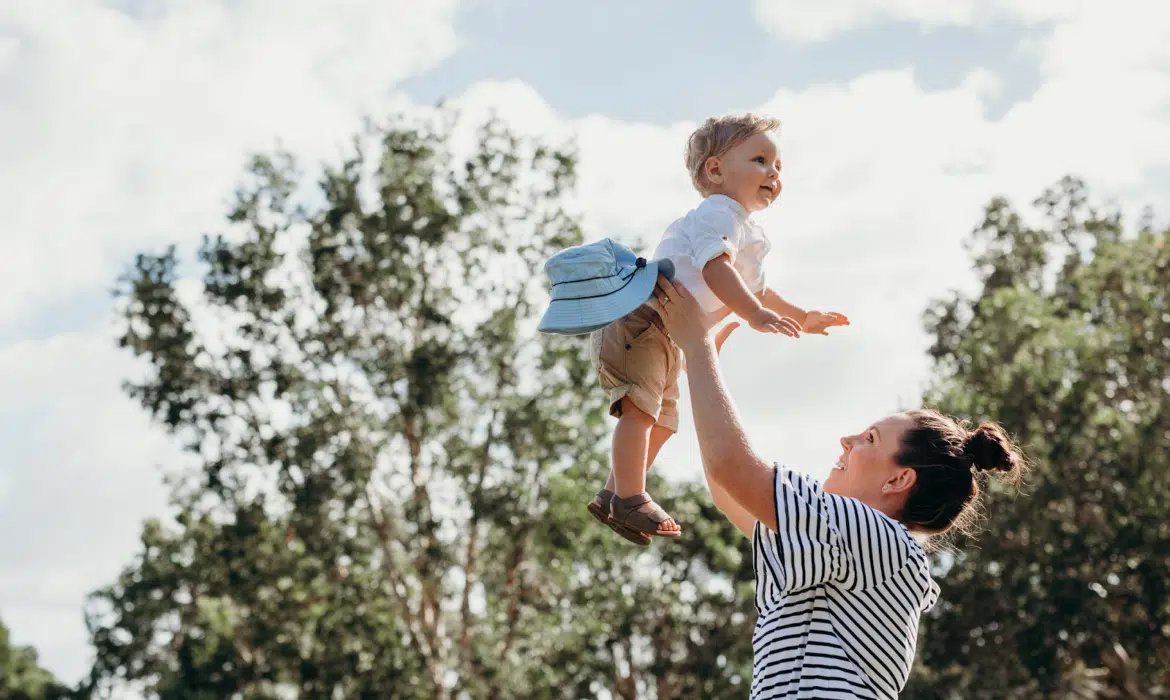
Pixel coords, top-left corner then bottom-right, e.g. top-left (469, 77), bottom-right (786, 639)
top-left (750, 467), bottom-right (940, 699)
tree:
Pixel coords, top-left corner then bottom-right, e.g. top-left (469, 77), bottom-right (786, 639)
top-left (0, 618), bottom-right (72, 700)
top-left (905, 177), bottom-right (1170, 698)
top-left (86, 111), bottom-right (754, 699)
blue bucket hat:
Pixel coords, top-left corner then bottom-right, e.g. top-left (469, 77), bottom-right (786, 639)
top-left (537, 238), bottom-right (675, 336)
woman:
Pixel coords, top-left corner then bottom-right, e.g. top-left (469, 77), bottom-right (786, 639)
top-left (646, 277), bottom-right (1026, 700)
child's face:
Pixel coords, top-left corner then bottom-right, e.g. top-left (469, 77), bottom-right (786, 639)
top-left (704, 132), bottom-right (782, 212)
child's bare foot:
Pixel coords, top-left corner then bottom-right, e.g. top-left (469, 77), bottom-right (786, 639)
top-left (609, 492), bottom-right (681, 538)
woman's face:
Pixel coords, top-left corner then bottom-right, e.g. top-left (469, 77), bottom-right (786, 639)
top-left (824, 413), bottom-right (917, 507)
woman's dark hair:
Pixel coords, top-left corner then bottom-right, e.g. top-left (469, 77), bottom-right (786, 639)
top-left (895, 409), bottom-right (1026, 539)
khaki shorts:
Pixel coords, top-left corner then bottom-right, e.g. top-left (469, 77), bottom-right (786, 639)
top-left (589, 305), bottom-right (682, 432)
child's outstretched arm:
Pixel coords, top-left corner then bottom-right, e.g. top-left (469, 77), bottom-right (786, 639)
top-left (758, 288), bottom-right (807, 325)
top-left (759, 287), bottom-right (850, 336)
top-left (703, 256), bottom-right (800, 337)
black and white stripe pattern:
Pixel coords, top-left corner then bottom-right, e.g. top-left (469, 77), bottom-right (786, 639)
top-left (750, 467), bottom-right (940, 699)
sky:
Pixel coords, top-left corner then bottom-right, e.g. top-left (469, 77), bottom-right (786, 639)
top-left (1, 0), bottom-right (1167, 690)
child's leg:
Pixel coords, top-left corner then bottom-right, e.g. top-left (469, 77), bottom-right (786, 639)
top-left (611, 397), bottom-right (678, 533)
top-left (611, 397), bottom-right (654, 498)
top-left (589, 402), bottom-right (672, 544)
top-left (646, 423), bottom-right (673, 466)
top-left (587, 308), bottom-right (681, 536)
top-left (602, 354), bottom-right (679, 493)
top-left (601, 423), bottom-right (672, 494)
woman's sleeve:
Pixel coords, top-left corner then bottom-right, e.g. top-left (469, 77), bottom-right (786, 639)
top-left (754, 467), bottom-right (919, 595)
top-left (753, 468), bottom-right (842, 594)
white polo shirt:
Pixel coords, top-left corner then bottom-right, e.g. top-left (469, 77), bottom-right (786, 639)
top-left (652, 194), bottom-right (772, 313)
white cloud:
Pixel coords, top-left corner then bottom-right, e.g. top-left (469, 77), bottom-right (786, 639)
top-left (753, 0), bottom-right (1076, 43)
top-left (0, 0), bottom-right (461, 686)
top-left (441, 0), bottom-right (1170, 482)
top-left (0, 325), bottom-right (180, 684)
top-left (435, 76), bottom-right (969, 484)
top-left (0, 0), bottom-right (458, 326)
top-left (995, 2), bottom-right (1170, 197)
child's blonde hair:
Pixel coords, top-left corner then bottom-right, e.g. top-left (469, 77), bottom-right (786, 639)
top-left (685, 113), bottom-right (781, 195)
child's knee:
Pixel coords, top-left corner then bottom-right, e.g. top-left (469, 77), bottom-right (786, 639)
top-left (617, 397), bottom-right (656, 426)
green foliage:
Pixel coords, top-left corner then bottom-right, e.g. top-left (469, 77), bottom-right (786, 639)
top-left (0, 618), bottom-right (72, 700)
top-left (906, 177), bottom-right (1170, 699)
top-left (87, 111), bottom-right (753, 699)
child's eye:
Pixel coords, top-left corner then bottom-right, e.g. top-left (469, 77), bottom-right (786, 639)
top-left (867, 432), bottom-right (875, 442)
top-left (753, 156), bottom-right (766, 164)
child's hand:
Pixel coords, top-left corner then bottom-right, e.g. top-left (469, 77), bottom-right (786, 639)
top-left (748, 308), bottom-right (801, 338)
top-left (802, 311), bottom-right (850, 335)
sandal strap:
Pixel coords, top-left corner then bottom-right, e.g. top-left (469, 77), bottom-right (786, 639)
top-left (609, 493), bottom-right (677, 535)
top-left (639, 501), bottom-right (672, 525)
top-left (609, 492), bottom-right (651, 511)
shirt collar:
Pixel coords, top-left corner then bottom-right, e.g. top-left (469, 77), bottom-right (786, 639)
top-left (706, 193), bottom-right (751, 221)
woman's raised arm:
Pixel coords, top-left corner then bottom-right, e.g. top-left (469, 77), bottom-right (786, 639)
top-left (647, 278), bottom-right (780, 531)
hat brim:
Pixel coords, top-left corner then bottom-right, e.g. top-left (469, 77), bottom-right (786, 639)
top-left (537, 259), bottom-right (674, 336)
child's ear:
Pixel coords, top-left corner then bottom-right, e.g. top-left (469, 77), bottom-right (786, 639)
top-left (704, 156), bottom-right (723, 185)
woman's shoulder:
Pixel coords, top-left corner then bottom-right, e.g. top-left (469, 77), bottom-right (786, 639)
top-left (775, 465), bottom-right (933, 563)
top-left (773, 465), bottom-right (823, 494)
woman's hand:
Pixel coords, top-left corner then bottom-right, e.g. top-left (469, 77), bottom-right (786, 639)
top-left (646, 275), bottom-right (722, 354)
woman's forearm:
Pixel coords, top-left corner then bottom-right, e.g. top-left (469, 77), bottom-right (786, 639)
top-left (649, 272), bottom-right (780, 531)
top-left (683, 341), bottom-right (776, 527)
top-left (685, 342), bottom-right (759, 475)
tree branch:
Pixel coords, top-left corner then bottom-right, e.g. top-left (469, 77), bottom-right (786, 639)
top-left (459, 407), bottom-right (499, 667)
top-left (364, 484), bottom-right (444, 694)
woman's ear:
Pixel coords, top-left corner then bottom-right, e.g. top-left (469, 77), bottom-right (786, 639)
top-left (885, 467), bottom-right (916, 495)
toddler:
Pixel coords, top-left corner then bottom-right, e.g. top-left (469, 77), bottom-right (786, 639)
top-left (587, 113), bottom-right (849, 545)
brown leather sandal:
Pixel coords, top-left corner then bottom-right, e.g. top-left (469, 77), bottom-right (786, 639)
top-left (609, 492), bottom-right (681, 538)
top-left (587, 489), bottom-right (651, 546)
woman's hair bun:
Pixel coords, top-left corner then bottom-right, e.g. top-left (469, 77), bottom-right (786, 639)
top-left (964, 423), bottom-right (1018, 474)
